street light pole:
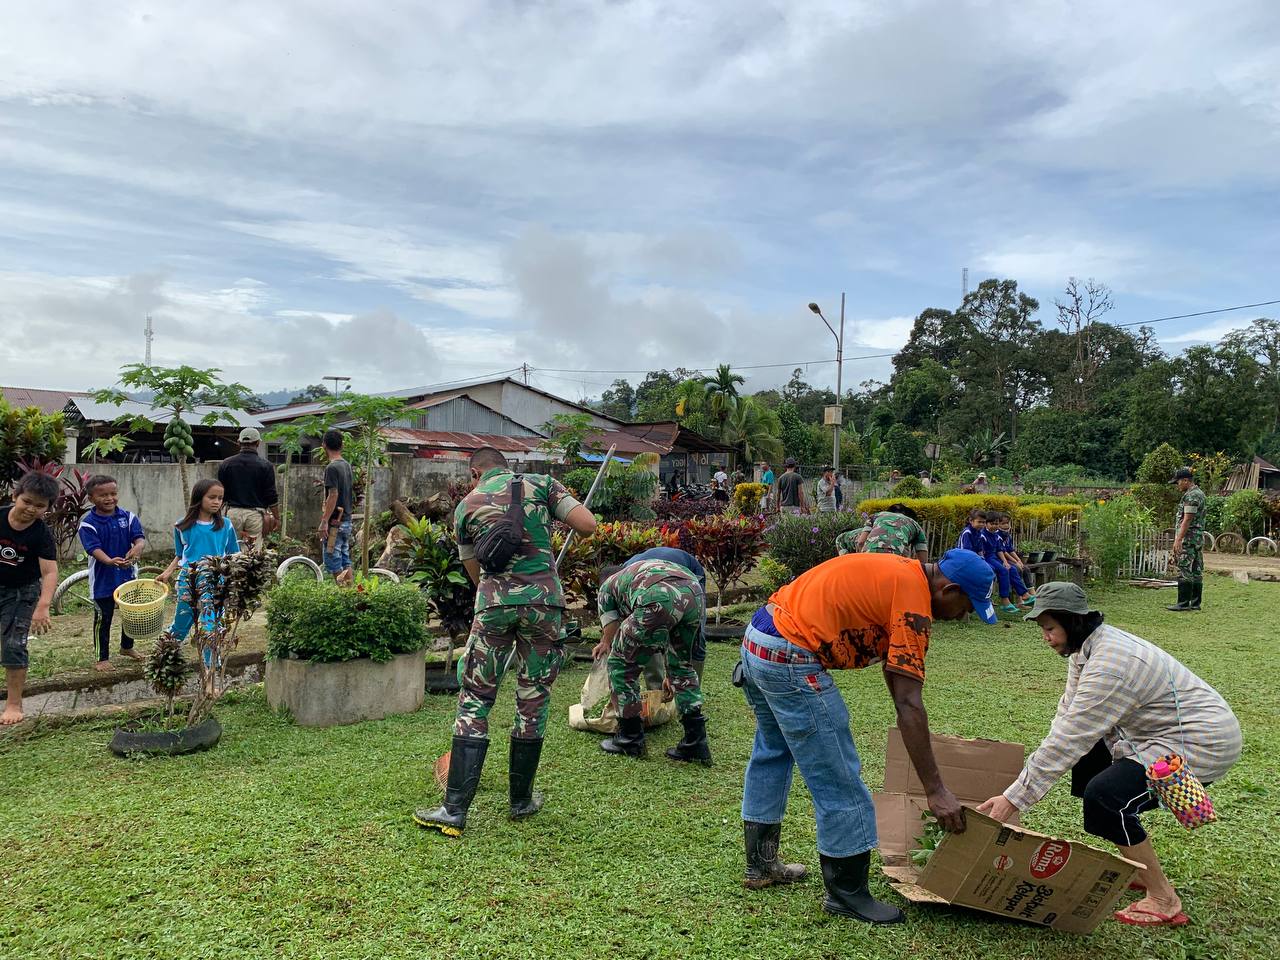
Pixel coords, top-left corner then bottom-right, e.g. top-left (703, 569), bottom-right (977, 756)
top-left (808, 294), bottom-right (846, 472)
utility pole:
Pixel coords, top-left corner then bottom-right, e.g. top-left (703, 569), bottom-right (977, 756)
top-left (144, 314), bottom-right (154, 367)
top-left (962, 267), bottom-right (969, 299)
top-left (808, 294), bottom-right (846, 472)
top-left (521, 362), bottom-right (530, 385)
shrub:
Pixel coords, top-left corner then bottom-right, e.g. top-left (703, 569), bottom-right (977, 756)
top-left (733, 482), bottom-right (768, 514)
top-left (267, 579), bottom-right (429, 663)
top-left (562, 467), bottom-right (598, 500)
top-left (684, 514), bottom-right (769, 620)
top-left (653, 496), bottom-right (726, 522)
top-left (396, 517), bottom-right (475, 644)
top-left (1131, 483), bottom-right (1181, 527)
top-left (1082, 496), bottom-right (1150, 583)
top-left (765, 511), bottom-right (866, 575)
top-left (757, 554), bottom-right (793, 594)
top-left (891, 476), bottom-right (928, 499)
top-left (1223, 490), bottom-right (1266, 539)
top-left (1202, 494), bottom-right (1228, 535)
top-left (1020, 464), bottom-right (1110, 488)
top-left (855, 494), bottom-right (1083, 554)
top-left (1136, 443), bottom-right (1183, 484)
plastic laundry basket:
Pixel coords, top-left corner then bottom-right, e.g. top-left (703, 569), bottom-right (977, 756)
top-left (113, 579), bottom-right (171, 643)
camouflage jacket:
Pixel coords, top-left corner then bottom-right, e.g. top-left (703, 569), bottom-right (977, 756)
top-left (861, 512), bottom-right (928, 558)
top-left (597, 559), bottom-right (701, 626)
top-left (835, 526), bottom-right (870, 556)
top-left (455, 468), bottom-right (581, 611)
top-left (1177, 485), bottom-right (1206, 539)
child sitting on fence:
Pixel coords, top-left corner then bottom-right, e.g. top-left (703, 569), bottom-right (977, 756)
top-left (996, 513), bottom-right (1035, 606)
top-left (956, 508), bottom-right (987, 554)
top-left (983, 512), bottom-right (1027, 614)
top-left (156, 480), bottom-right (239, 644)
top-left (77, 475), bottom-right (147, 671)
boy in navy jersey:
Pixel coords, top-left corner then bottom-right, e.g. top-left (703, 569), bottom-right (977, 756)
top-left (78, 476), bottom-right (147, 671)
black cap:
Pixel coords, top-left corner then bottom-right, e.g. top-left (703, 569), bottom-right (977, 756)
top-left (784, 457), bottom-right (798, 467)
top-left (1172, 467), bottom-right (1194, 482)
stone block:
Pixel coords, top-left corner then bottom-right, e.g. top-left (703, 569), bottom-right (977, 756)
top-left (266, 649), bottom-right (425, 727)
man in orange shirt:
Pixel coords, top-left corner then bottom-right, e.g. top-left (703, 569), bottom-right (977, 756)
top-left (738, 549), bottom-right (996, 923)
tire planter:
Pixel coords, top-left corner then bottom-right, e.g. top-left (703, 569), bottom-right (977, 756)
top-left (109, 717), bottom-right (222, 757)
top-left (266, 648), bottom-right (426, 727)
top-left (704, 622), bottom-right (747, 643)
top-left (425, 662), bottom-right (462, 695)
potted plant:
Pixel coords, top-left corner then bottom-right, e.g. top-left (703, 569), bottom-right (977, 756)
top-left (109, 551), bottom-right (274, 757)
top-left (684, 513), bottom-right (768, 640)
top-left (395, 516), bottom-right (476, 694)
top-left (265, 577), bottom-right (429, 726)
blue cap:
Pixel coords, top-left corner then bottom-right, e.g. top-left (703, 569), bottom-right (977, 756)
top-left (938, 548), bottom-right (997, 624)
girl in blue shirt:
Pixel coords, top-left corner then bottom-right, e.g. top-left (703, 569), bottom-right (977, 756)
top-left (157, 479), bottom-right (240, 641)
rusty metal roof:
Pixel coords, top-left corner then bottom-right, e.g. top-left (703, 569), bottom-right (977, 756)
top-left (381, 429), bottom-right (541, 454)
top-left (2, 386), bottom-right (90, 416)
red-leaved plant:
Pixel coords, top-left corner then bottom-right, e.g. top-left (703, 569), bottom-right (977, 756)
top-left (683, 514), bottom-right (768, 622)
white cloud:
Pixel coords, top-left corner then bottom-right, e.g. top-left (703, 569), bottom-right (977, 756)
top-left (975, 237), bottom-right (1146, 289)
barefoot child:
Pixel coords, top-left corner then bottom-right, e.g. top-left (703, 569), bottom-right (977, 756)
top-left (77, 475), bottom-right (147, 671)
top-left (156, 480), bottom-right (239, 643)
top-left (1, 473), bottom-right (61, 725)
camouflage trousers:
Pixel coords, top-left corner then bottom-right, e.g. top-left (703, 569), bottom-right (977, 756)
top-left (1176, 540), bottom-right (1204, 584)
top-left (607, 582), bottom-right (703, 720)
top-left (454, 604), bottom-right (565, 741)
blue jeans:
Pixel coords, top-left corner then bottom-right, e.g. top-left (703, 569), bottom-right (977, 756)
top-left (323, 520), bottom-right (353, 574)
top-left (739, 625), bottom-right (878, 858)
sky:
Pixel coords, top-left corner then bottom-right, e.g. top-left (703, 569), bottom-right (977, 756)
top-left (1, 1), bottom-right (1278, 403)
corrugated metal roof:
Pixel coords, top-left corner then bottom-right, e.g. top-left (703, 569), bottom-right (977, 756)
top-left (2, 386), bottom-right (90, 415)
top-left (381, 429), bottom-right (542, 454)
top-left (65, 397), bottom-right (263, 429)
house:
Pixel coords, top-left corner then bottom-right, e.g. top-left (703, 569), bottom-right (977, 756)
top-left (1224, 456), bottom-right (1280, 493)
top-left (62, 397), bottom-right (263, 464)
top-left (615, 421), bottom-right (734, 485)
top-left (1, 385), bottom-right (90, 416)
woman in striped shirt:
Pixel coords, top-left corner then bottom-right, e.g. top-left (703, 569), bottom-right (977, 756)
top-left (978, 582), bottom-right (1241, 929)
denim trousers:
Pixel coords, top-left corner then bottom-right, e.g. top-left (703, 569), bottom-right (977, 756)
top-left (739, 624), bottom-right (878, 857)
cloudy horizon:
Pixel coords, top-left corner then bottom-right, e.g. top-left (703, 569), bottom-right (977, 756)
top-left (2, 1), bottom-right (1277, 402)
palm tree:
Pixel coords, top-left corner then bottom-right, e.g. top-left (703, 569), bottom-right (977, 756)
top-left (673, 379), bottom-right (704, 420)
top-left (724, 397), bottom-right (783, 464)
top-left (701, 364), bottom-right (745, 438)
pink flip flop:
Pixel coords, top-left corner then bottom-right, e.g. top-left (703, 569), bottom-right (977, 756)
top-left (1114, 906), bottom-right (1189, 927)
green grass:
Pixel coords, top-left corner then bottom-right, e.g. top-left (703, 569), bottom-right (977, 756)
top-left (2, 579), bottom-right (1277, 960)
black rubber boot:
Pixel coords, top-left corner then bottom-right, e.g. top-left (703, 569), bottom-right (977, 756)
top-left (743, 821), bottom-right (808, 889)
top-left (1166, 581), bottom-right (1192, 612)
top-left (413, 735), bottom-right (489, 837)
top-left (1190, 580), bottom-right (1203, 610)
top-left (665, 709), bottom-right (713, 766)
top-left (508, 736), bottom-right (544, 820)
top-left (600, 714), bottom-right (646, 757)
top-left (820, 852), bottom-right (905, 924)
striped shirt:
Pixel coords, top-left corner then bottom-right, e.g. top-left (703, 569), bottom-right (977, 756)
top-left (1004, 624), bottom-right (1241, 809)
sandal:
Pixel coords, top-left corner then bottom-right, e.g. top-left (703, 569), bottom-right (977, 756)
top-left (1114, 906), bottom-right (1189, 927)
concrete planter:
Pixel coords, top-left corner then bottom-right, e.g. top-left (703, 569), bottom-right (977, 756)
top-left (266, 649), bottom-right (426, 727)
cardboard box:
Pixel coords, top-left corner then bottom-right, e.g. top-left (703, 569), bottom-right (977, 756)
top-left (873, 728), bottom-right (1143, 935)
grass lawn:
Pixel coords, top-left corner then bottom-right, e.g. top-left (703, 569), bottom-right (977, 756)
top-left (2, 578), bottom-right (1277, 960)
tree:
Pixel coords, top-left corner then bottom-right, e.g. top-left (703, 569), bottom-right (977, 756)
top-left (288, 384), bottom-right (334, 405)
top-left (263, 414), bottom-right (333, 539)
top-left (539, 413), bottom-right (601, 464)
top-left (884, 424), bottom-right (926, 475)
top-left (92, 364), bottom-right (257, 504)
top-left (322, 393), bottom-right (411, 578)
top-left (776, 401), bottom-right (822, 464)
top-left (634, 370), bottom-right (680, 421)
top-left (1054, 277), bottom-right (1115, 410)
top-left (597, 378), bottom-right (636, 421)
top-left (951, 429), bottom-right (1010, 469)
top-left (701, 364), bottom-right (746, 439)
top-left (1221, 317), bottom-right (1280, 431)
top-left (957, 279), bottom-right (1044, 440)
top-left (723, 397), bottom-right (783, 464)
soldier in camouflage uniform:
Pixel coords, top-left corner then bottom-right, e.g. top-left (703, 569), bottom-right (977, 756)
top-left (858, 506), bottom-right (928, 561)
top-left (415, 447), bottom-right (597, 837)
top-left (1167, 467), bottom-right (1206, 612)
top-left (835, 525), bottom-right (869, 556)
top-left (591, 559), bottom-right (711, 764)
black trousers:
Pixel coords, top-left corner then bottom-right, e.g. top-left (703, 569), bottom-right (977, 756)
top-left (1072, 740), bottom-right (1159, 847)
top-left (94, 598), bottom-right (135, 662)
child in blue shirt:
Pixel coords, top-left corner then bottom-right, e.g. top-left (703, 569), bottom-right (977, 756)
top-left (982, 512), bottom-right (1022, 613)
top-left (996, 514), bottom-right (1035, 606)
top-left (957, 508), bottom-right (988, 554)
top-left (156, 479), bottom-right (239, 641)
top-left (77, 475), bottom-right (147, 670)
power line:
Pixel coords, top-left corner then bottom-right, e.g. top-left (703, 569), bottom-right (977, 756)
top-left (1117, 299), bottom-right (1280, 328)
top-left (533, 352), bottom-right (897, 377)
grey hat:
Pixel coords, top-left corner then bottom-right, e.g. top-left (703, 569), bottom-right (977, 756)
top-left (1024, 581), bottom-right (1094, 620)
top-left (238, 427), bottom-right (261, 443)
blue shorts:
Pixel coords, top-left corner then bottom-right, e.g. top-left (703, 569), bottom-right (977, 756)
top-left (323, 520), bottom-right (353, 574)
